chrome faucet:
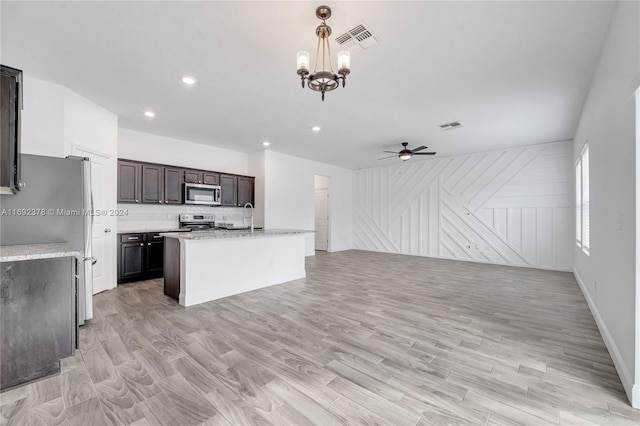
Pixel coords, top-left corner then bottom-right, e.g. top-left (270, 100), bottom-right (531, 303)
top-left (243, 203), bottom-right (254, 233)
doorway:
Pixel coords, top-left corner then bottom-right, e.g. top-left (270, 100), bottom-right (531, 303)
top-left (314, 175), bottom-right (330, 251)
top-left (73, 145), bottom-right (116, 296)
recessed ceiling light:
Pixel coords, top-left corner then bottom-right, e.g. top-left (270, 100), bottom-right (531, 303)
top-left (311, 126), bottom-right (321, 132)
top-left (182, 76), bottom-right (197, 85)
top-left (262, 141), bottom-right (270, 146)
top-left (144, 111), bottom-right (156, 118)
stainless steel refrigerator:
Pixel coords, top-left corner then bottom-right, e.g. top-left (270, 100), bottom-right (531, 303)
top-left (0, 154), bottom-right (94, 324)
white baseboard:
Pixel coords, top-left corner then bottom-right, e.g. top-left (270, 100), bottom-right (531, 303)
top-left (573, 267), bottom-right (635, 406)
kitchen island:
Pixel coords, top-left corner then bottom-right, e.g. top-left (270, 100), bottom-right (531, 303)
top-left (160, 229), bottom-right (310, 307)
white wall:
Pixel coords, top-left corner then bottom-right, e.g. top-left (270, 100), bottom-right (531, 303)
top-left (256, 150), bottom-right (353, 256)
top-left (573, 1), bottom-right (639, 407)
top-left (118, 128), bottom-right (248, 175)
top-left (64, 90), bottom-right (118, 157)
top-left (353, 141), bottom-right (573, 271)
top-left (21, 75), bottom-right (118, 159)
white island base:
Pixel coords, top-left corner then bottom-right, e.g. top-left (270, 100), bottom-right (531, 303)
top-left (162, 231), bottom-right (307, 307)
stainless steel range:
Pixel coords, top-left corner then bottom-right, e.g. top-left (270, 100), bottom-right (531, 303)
top-left (179, 214), bottom-right (215, 231)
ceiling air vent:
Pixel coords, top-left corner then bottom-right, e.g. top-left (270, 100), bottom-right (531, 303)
top-left (440, 121), bottom-right (463, 130)
top-left (333, 22), bottom-right (379, 54)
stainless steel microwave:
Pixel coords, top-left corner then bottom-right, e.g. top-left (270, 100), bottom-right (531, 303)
top-left (184, 183), bottom-right (221, 206)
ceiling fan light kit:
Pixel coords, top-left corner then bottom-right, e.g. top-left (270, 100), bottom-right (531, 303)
top-left (379, 142), bottom-right (437, 161)
top-left (297, 5), bottom-right (351, 101)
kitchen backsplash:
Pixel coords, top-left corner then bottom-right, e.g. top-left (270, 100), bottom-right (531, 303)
top-left (116, 203), bottom-right (246, 232)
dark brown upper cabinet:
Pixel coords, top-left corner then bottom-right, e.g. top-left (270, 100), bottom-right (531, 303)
top-left (117, 160), bottom-right (141, 203)
top-left (184, 169), bottom-right (202, 184)
top-left (164, 167), bottom-right (183, 204)
top-left (185, 170), bottom-right (219, 185)
top-left (203, 172), bottom-right (219, 185)
top-left (0, 65), bottom-right (22, 195)
top-left (219, 174), bottom-right (238, 207)
top-left (237, 176), bottom-right (254, 207)
top-left (141, 164), bottom-right (163, 204)
top-left (118, 158), bottom-right (254, 207)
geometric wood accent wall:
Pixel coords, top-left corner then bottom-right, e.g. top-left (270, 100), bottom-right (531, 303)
top-left (353, 141), bottom-right (573, 271)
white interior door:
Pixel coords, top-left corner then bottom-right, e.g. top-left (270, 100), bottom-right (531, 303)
top-left (315, 189), bottom-right (329, 251)
top-left (74, 147), bottom-right (116, 294)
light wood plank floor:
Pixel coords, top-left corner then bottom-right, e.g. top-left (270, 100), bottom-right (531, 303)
top-left (2, 250), bottom-right (639, 425)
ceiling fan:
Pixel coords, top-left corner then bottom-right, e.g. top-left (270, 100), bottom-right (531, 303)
top-left (378, 142), bottom-right (437, 161)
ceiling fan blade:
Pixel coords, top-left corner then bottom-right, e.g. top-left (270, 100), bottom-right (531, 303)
top-left (383, 151), bottom-right (399, 154)
top-left (377, 155), bottom-right (398, 160)
top-left (413, 152), bottom-right (437, 155)
top-left (411, 146), bottom-right (428, 152)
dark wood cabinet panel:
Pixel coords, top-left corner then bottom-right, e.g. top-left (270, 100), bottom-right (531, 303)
top-left (117, 160), bottom-right (141, 203)
top-left (147, 240), bottom-right (164, 276)
top-left (1, 257), bottom-right (74, 390)
top-left (164, 167), bottom-right (183, 204)
top-left (119, 242), bottom-right (145, 281)
top-left (118, 233), bottom-right (165, 284)
top-left (0, 66), bottom-right (22, 195)
top-left (142, 164), bottom-right (164, 204)
top-left (220, 174), bottom-right (238, 206)
top-left (184, 169), bottom-right (202, 184)
top-left (164, 237), bottom-right (180, 300)
top-left (203, 172), bottom-right (219, 185)
top-left (237, 176), bottom-right (254, 207)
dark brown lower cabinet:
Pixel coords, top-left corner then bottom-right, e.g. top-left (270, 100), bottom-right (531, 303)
top-left (163, 237), bottom-right (180, 300)
top-left (1, 257), bottom-right (74, 390)
top-left (118, 233), bottom-right (164, 284)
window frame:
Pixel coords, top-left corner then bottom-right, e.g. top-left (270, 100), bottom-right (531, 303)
top-left (576, 143), bottom-right (589, 255)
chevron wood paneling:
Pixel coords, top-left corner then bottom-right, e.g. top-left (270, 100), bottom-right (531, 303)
top-left (353, 141), bottom-right (573, 271)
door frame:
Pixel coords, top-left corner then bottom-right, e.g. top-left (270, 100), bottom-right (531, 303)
top-left (72, 143), bottom-right (117, 295)
top-left (314, 175), bottom-right (331, 252)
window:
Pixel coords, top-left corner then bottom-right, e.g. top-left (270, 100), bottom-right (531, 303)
top-left (576, 144), bottom-right (589, 254)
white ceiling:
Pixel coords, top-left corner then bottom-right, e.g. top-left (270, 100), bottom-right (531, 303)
top-left (1, 1), bottom-right (614, 169)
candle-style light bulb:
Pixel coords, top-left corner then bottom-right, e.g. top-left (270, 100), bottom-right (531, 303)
top-left (297, 51), bottom-right (310, 72)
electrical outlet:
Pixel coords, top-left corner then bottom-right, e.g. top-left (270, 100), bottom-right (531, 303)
top-left (615, 212), bottom-right (622, 230)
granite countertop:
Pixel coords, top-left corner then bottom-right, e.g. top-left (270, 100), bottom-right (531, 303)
top-left (160, 229), bottom-right (314, 240)
top-left (118, 228), bottom-right (188, 234)
top-left (0, 243), bottom-right (81, 262)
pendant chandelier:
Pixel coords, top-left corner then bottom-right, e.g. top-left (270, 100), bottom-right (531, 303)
top-left (296, 5), bottom-right (351, 101)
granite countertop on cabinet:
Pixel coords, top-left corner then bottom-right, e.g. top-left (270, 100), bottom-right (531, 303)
top-left (118, 228), bottom-right (188, 234)
top-left (160, 229), bottom-right (314, 240)
top-left (0, 243), bottom-right (81, 262)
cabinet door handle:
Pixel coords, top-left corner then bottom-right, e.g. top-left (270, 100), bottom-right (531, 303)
top-left (104, 228), bottom-right (111, 233)
top-left (153, 235), bottom-right (162, 239)
top-left (127, 237), bottom-right (139, 240)
top-left (158, 200), bottom-right (162, 203)
top-left (140, 243), bottom-right (144, 246)
top-left (135, 199), bottom-right (139, 203)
